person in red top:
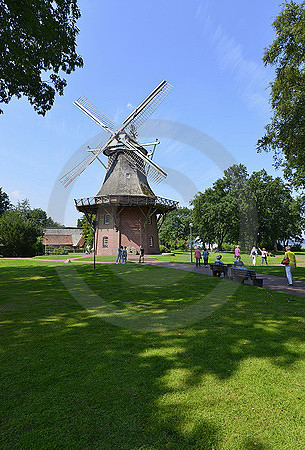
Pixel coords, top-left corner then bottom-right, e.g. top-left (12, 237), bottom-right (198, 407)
top-left (194, 248), bottom-right (201, 267)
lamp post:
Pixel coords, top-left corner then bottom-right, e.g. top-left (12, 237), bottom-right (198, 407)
top-left (92, 220), bottom-right (98, 270)
top-left (44, 237), bottom-right (48, 255)
top-left (190, 222), bottom-right (193, 263)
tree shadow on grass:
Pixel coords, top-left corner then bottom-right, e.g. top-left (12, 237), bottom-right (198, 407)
top-left (0, 261), bottom-right (304, 448)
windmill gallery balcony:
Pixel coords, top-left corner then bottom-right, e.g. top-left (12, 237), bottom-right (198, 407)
top-left (74, 195), bottom-right (179, 214)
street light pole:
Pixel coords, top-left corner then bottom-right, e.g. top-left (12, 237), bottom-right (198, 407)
top-left (190, 222), bottom-right (193, 263)
top-left (92, 220), bottom-right (98, 271)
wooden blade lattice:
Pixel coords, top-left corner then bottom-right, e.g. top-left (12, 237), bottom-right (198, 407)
top-left (123, 81), bottom-right (173, 134)
top-left (59, 140), bottom-right (106, 187)
top-left (74, 96), bottom-right (115, 131)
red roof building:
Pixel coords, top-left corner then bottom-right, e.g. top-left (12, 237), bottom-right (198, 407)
top-left (43, 228), bottom-right (84, 248)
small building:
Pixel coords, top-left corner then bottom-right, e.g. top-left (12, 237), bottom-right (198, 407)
top-left (43, 227), bottom-right (84, 250)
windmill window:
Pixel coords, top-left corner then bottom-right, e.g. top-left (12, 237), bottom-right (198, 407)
top-left (102, 236), bottom-right (108, 247)
top-left (148, 216), bottom-right (152, 225)
top-left (149, 236), bottom-right (153, 247)
top-left (104, 214), bottom-right (110, 225)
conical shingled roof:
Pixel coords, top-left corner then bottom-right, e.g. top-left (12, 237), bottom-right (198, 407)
top-left (97, 151), bottom-right (155, 198)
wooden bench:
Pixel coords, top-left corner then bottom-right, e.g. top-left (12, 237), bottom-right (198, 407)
top-left (228, 267), bottom-right (264, 287)
top-left (209, 264), bottom-right (229, 278)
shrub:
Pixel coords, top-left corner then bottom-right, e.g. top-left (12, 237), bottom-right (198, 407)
top-left (160, 245), bottom-right (170, 253)
top-left (0, 209), bottom-right (41, 257)
top-left (222, 243), bottom-right (235, 252)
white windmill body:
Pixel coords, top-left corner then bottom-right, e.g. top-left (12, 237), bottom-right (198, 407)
top-left (61, 80), bottom-right (178, 256)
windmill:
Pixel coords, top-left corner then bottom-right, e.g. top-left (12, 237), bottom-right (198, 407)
top-left (62, 80), bottom-right (178, 256)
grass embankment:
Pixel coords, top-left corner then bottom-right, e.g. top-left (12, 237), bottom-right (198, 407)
top-left (1, 259), bottom-right (305, 448)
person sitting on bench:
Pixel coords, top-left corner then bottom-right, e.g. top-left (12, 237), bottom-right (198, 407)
top-left (234, 256), bottom-right (247, 269)
top-left (213, 255), bottom-right (224, 276)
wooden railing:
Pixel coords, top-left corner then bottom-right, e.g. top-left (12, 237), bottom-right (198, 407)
top-left (74, 195), bottom-right (179, 209)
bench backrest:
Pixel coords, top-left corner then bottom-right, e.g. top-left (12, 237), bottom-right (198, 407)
top-left (230, 268), bottom-right (256, 277)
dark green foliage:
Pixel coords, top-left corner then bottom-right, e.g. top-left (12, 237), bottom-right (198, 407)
top-left (45, 245), bottom-right (70, 255)
top-left (0, 209), bottom-right (41, 256)
top-left (159, 244), bottom-right (170, 253)
top-left (0, 0), bottom-right (83, 114)
top-left (0, 199), bottom-right (61, 256)
top-left (192, 165), bottom-right (247, 250)
top-left (192, 164), bottom-right (303, 250)
top-left (77, 214), bottom-right (95, 247)
top-left (159, 207), bottom-right (192, 249)
top-left (0, 187), bottom-right (10, 216)
top-left (257, 1), bottom-right (305, 188)
top-left (28, 207), bottom-right (61, 228)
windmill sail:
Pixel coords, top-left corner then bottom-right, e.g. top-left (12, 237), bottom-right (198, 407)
top-left (123, 80), bottom-right (173, 134)
top-left (60, 143), bottom-right (106, 187)
top-left (61, 81), bottom-right (172, 188)
top-left (74, 96), bottom-right (115, 133)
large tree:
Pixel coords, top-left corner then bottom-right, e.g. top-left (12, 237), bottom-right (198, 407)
top-left (15, 199), bottom-right (61, 228)
top-left (159, 208), bottom-right (192, 249)
top-left (192, 165), bottom-right (303, 251)
top-left (0, 199), bottom-right (61, 256)
top-left (248, 170), bottom-right (303, 249)
top-left (0, 187), bottom-right (10, 216)
top-left (191, 166), bottom-right (244, 250)
top-left (0, 0), bottom-right (83, 115)
top-left (257, 1), bottom-right (305, 188)
top-left (0, 209), bottom-right (41, 256)
top-left (77, 214), bottom-right (95, 247)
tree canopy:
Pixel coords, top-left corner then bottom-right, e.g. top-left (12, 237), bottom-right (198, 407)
top-left (0, 209), bottom-right (41, 256)
top-left (0, 0), bottom-right (83, 115)
top-left (0, 187), bottom-right (11, 216)
top-left (158, 207), bottom-right (192, 249)
top-left (192, 164), bottom-right (303, 250)
top-left (257, 1), bottom-right (305, 188)
top-left (77, 215), bottom-right (95, 247)
top-left (0, 199), bottom-right (61, 256)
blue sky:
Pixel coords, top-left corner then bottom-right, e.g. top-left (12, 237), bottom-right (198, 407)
top-left (0, 0), bottom-right (282, 226)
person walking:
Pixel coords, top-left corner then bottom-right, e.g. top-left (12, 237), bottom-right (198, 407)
top-left (116, 245), bottom-right (123, 264)
top-left (235, 245), bottom-right (240, 258)
top-left (122, 246), bottom-right (127, 264)
top-left (284, 246), bottom-right (297, 286)
top-left (203, 248), bottom-right (209, 266)
top-left (139, 246), bottom-right (144, 263)
top-left (194, 248), bottom-right (201, 267)
top-left (259, 247), bottom-right (269, 265)
top-left (250, 246), bottom-right (258, 266)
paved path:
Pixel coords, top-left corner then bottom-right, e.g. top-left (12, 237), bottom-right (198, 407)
top-left (140, 260), bottom-right (305, 297)
top-left (3, 256), bottom-right (305, 297)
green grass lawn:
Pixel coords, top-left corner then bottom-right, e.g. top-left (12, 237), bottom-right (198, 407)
top-left (253, 265), bottom-right (305, 280)
top-left (33, 254), bottom-right (130, 263)
top-left (1, 259), bottom-right (305, 448)
top-left (78, 255), bottom-right (133, 263)
top-left (34, 253), bottom-right (85, 260)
